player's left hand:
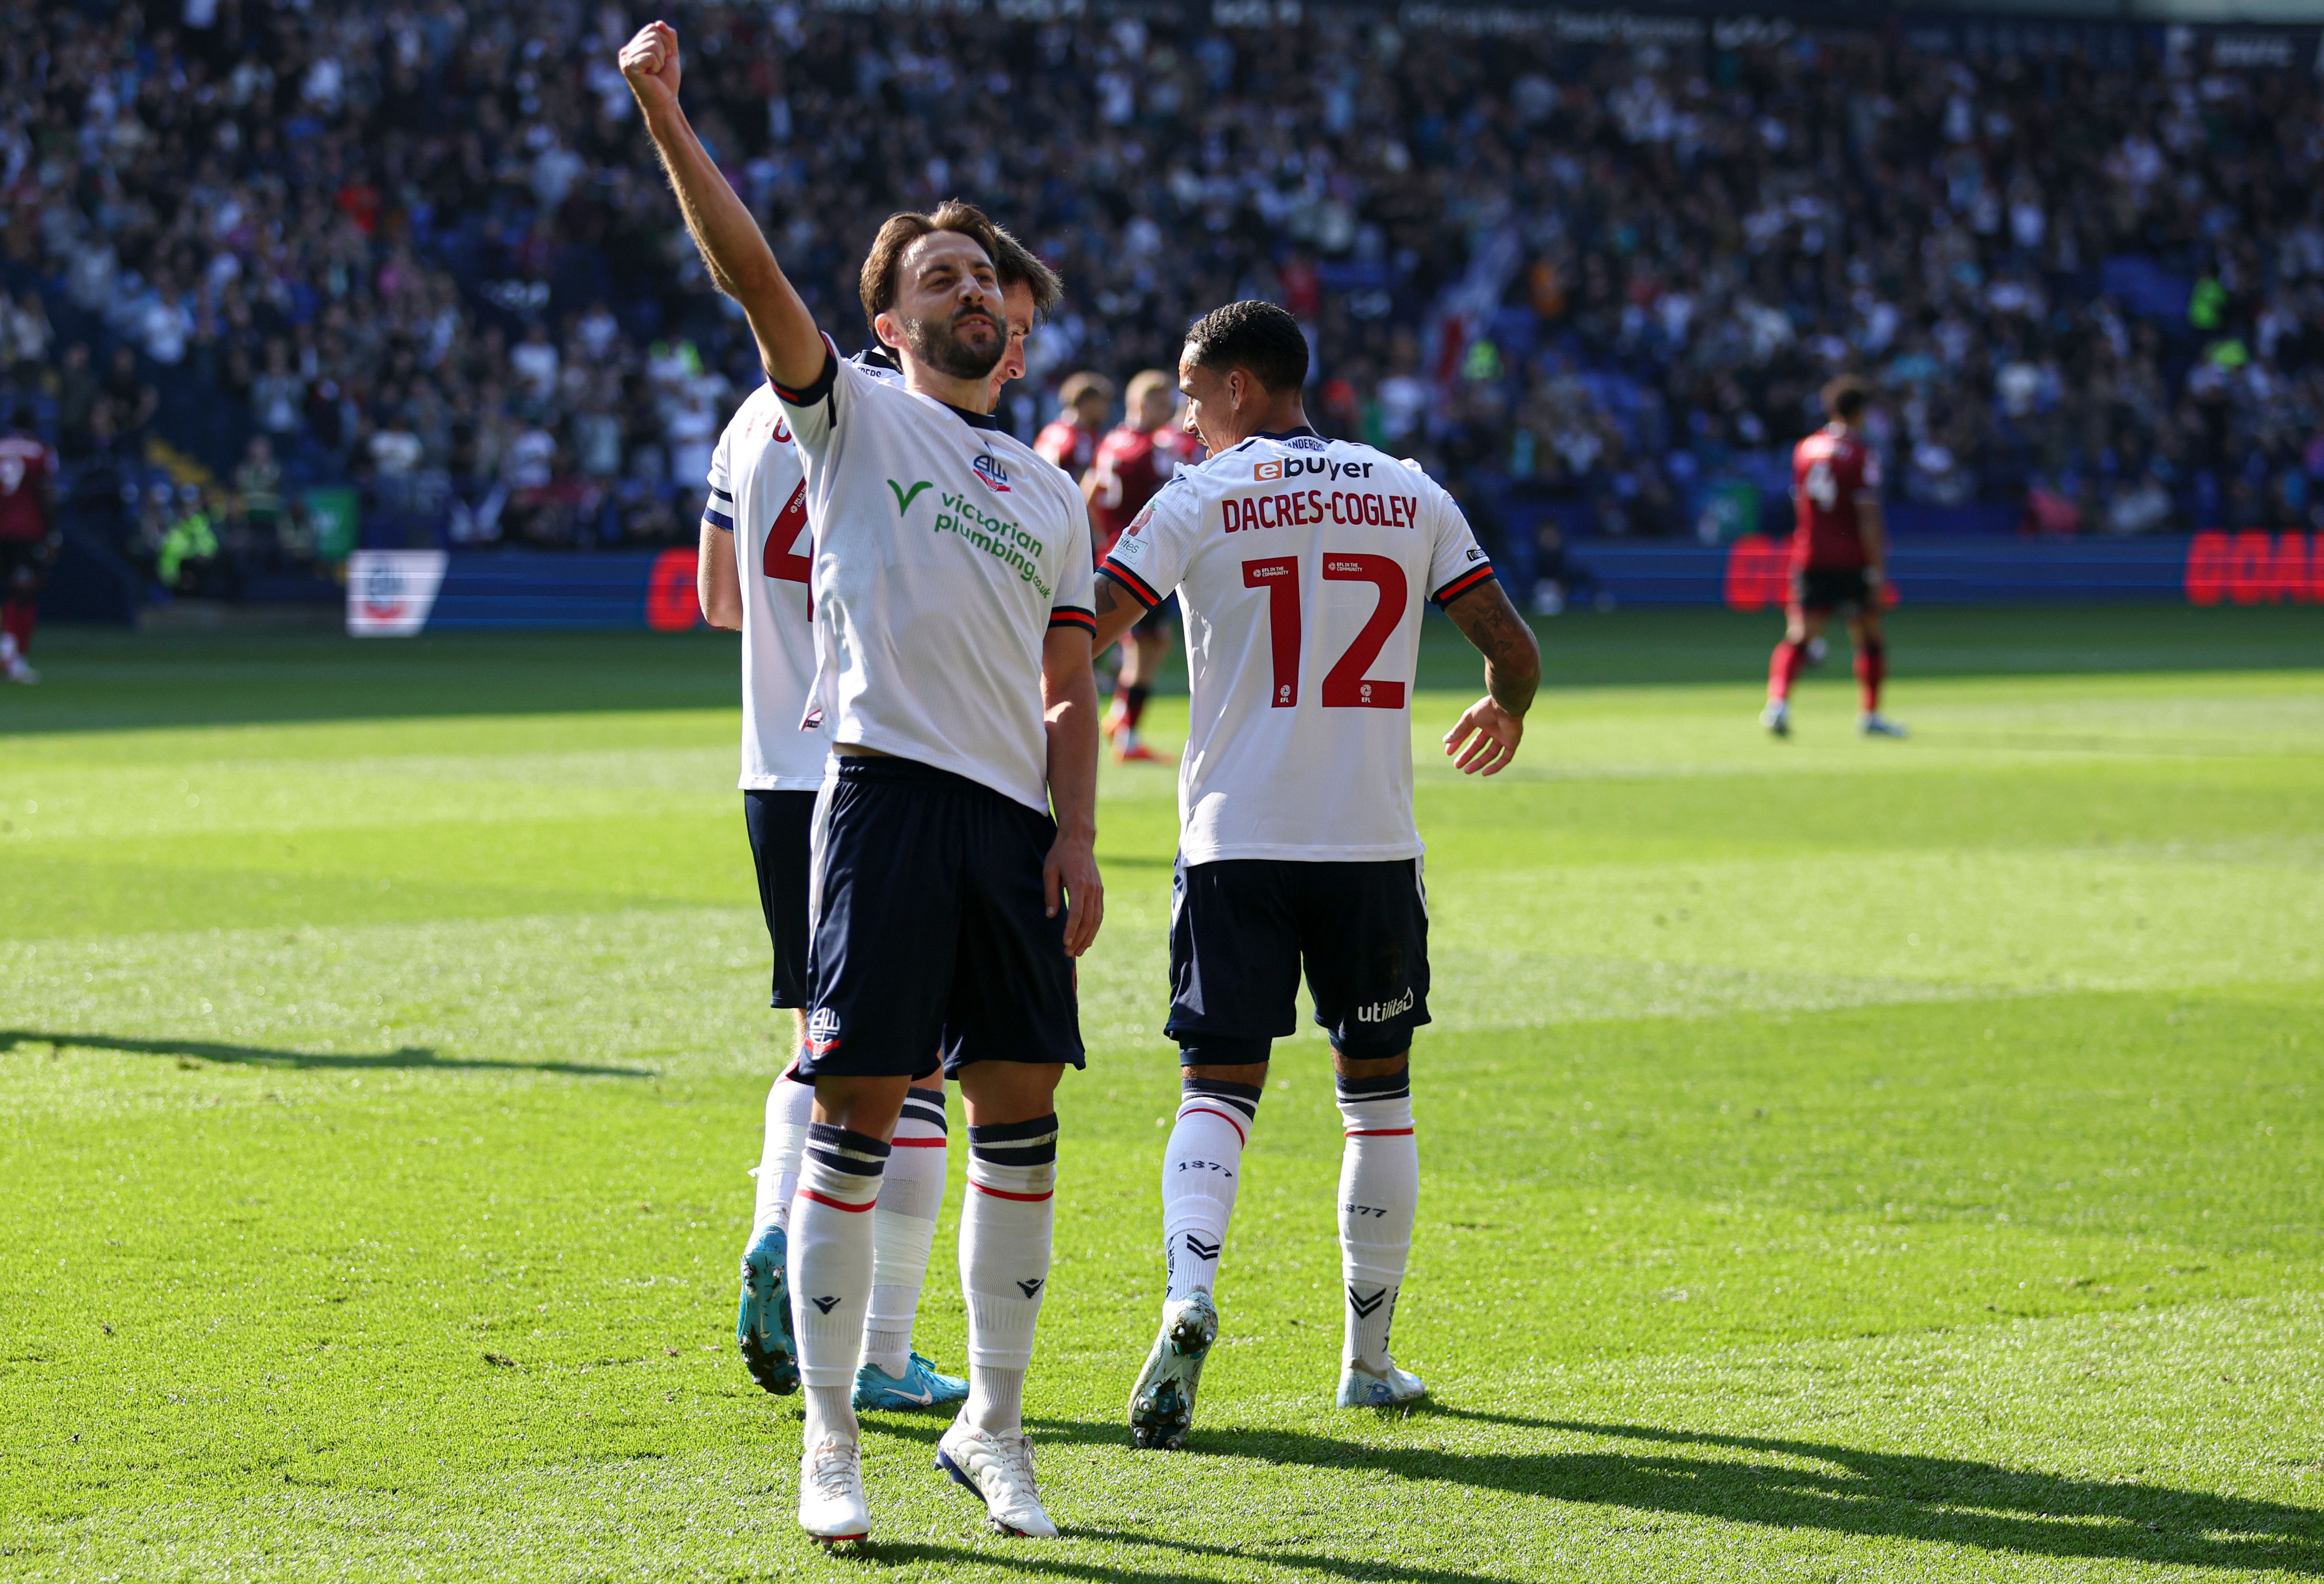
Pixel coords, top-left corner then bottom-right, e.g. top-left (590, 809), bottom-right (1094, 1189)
top-left (1444, 697), bottom-right (1523, 776)
top-left (1044, 831), bottom-right (1104, 956)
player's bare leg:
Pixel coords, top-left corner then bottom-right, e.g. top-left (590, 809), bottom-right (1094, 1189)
top-left (1764, 605), bottom-right (1825, 736)
top-left (1851, 610), bottom-right (1906, 737)
top-left (939, 1061), bottom-right (1064, 1536)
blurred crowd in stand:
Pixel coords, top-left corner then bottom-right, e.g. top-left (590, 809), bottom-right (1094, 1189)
top-left (3, 0), bottom-right (2322, 598)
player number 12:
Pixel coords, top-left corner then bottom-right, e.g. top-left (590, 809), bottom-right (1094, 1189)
top-left (1241, 554), bottom-right (1408, 710)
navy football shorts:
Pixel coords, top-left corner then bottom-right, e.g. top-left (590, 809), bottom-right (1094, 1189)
top-left (799, 755), bottom-right (1085, 1081)
top-left (1793, 567), bottom-right (1872, 615)
top-left (1165, 857), bottom-right (1431, 1062)
top-left (744, 789), bottom-right (817, 1010)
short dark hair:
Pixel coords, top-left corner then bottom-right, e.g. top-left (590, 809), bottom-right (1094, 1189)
top-left (1184, 300), bottom-right (1308, 393)
top-left (858, 199), bottom-right (1002, 332)
top-left (986, 222), bottom-right (1064, 319)
top-left (1822, 374), bottom-right (1869, 422)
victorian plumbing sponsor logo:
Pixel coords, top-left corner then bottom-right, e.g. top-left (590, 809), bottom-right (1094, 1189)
top-left (887, 474), bottom-right (1053, 597)
top-left (1353, 987), bottom-right (1415, 1024)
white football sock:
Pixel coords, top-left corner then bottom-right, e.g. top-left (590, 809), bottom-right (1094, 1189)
top-left (751, 1066), bottom-right (815, 1238)
top-left (1160, 1077), bottom-right (1260, 1302)
top-left (958, 1114), bottom-right (1056, 1437)
top-left (1335, 1071), bottom-right (1417, 1374)
top-left (788, 1122), bottom-right (887, 1447)
top-left (862, 1083), bottom-right (947, 1377)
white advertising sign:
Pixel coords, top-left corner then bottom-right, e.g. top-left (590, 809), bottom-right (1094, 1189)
top-left (346, 550), bottom-right (449, 638)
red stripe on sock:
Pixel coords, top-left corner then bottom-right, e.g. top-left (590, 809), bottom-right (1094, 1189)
top-left (798, 1189), bottom-right (878, 1213)
top-left (889, 1136), bottom-right (946, 1147)
top-left (971, 1183), bottom-right (1054, 1202)
top-left (1178, 1104), bottom-right (1249, 1146)
top-left (1344, 1127), bottom-right (1415, 1137)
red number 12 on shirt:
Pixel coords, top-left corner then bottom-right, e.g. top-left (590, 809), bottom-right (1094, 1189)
top-left (1241, 554), bottom-right (1407, 709)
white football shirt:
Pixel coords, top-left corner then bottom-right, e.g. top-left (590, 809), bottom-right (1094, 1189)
top-left (777, 338), bottom-right (1095, 812)
top-left (1099, 428), bottom-right (1495, 863)
top-left (706, 384), bottom-right (825, 791)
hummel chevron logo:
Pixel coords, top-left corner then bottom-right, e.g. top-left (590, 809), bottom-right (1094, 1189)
top-left (1347, 1286), bottom-right (1388, 1318)
top-left (1184, 1235), bottom-right (1221, 1262)
top-left (887, 478), bottom-right (934, 515)
top-left (1016, 1278), bottom-right (1045, 1299)
top-left (809, 1295), bottom-right (841, 1314)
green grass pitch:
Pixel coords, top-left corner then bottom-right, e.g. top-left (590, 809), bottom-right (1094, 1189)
top-left (3, 605), bottom-right (2321, 1581)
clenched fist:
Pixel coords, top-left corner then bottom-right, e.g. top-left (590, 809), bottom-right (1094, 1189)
top-left (619, 21), bottom-right (682, 115)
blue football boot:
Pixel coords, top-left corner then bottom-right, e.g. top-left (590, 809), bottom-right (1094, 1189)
top-left (736, 1223), bottom-right (798, 1395)
top-left (853, 1351), bottom-right (969, 1411)
top-left (1336, 1357), bottom-right (1426, 1408)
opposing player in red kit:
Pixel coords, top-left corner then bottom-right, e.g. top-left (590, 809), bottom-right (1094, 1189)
top-left (1087, 369), bottom-right (1201, 761)
top-left (1763, 376), bottom-right (1904, 739)
top-left (1034, 371), bottom-right (1112, 478)
top-left (0, 408), bottom-right (59, 685)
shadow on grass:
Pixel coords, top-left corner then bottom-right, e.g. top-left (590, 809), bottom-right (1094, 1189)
top-left (843, 1535), bottom-right (1513, 1584)
top-left (0, 1029), bottom-right (652, 1079)
top-left (985, 1412), bottom-right (2322, 1575)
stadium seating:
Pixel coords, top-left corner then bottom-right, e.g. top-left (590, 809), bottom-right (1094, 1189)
top-left (5, 2), bottom-right (2321, 600)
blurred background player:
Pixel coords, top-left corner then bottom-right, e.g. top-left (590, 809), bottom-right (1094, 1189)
top-left (1035, 371), bottom-right (1112, 479)
top-left (700, 237), bottom-right (1061, 1417)
top-left (1090, 302), bottom-right (1541, 1447)
top-left (1085, 369), bottom-right (1201, 762)
top-left (1764, 376), bottom-right (1905, 740)
top-left (0, 407), bottom-right (58, 685)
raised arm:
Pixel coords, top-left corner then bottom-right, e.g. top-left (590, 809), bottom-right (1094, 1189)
top-left (619, 23), bottom-right (824, 390)
top-left (1039, 625), bottom-right (1104, 956)
top-left (1441, 578), bottom-right (1542, 776)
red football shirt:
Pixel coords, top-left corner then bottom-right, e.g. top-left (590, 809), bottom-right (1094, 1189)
top-left (1087, 425), bottom-right (1184, 557)
top-left (0, 433), bottom-right (54, 541)
top-left (1790, 424), bottom-right (1880, 571)
top-left (1034, 417), bottom-right (1099, 479)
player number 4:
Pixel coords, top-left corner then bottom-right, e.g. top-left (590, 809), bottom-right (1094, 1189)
top-left (1241, 554), bottom-right (1409, 710)
top-left (1805, 459), bottom-right (1838, 510)
top-left (762, 481), bottom-right (811, 584)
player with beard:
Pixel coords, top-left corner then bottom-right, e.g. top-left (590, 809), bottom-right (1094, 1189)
top-left (705, 235), bottom-right (1063, 1420)
top-left (625, 22), bottom-right (1101, 1545)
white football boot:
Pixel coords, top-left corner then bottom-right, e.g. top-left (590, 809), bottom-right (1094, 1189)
top-left (1336, 1358), bottom-right (1427, 1408)
top-left (1760, 699), bottom-right (1791, 737)
top-left (936, 1418), bottom-right (1058, 1537)
top-left (1126, 1290), bottom-right (1218, 1451)
top-left (796, 1435), bottom-right (869, 1545)
top-left (1858, 712), bottom-right (1909, 738)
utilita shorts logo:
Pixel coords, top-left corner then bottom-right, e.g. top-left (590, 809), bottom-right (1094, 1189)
top-left (1353, 987), bottom-right (1415, 1024)
top-left (974, 454), bottom-right (1012, 492)
top-left (805, 1007), bottom-right (842, 1056)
